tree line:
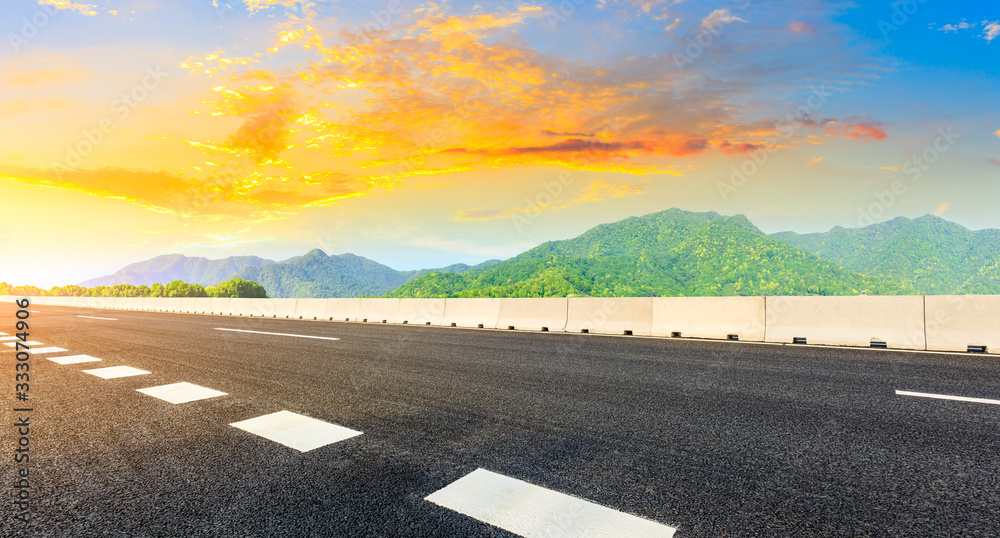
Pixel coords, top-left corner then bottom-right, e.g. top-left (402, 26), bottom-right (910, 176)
top-left (0, 278), bottom-right (268, 298)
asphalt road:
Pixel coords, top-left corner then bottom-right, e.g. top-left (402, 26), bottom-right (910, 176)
top-left (2, 303), bottom-right (999, 537)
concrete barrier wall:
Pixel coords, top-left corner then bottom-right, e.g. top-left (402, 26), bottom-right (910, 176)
top-left (440, 298), bottom-right (501, 328)
top-left (566, 297), bottom-right (653, 335)
top-left (226, 298), bottom-right (254, 316)
top-left (176, 298), bottom-right (198, 313)
top-left (248, 298), bottom-right (297, 318)
top-left (8, 295), bottom-right (999, 353)
top-left (764, 295), bottom-right (925, 350)
top-left (187, 298), bottom-right (215, 314)
top-left (397, 298), bottom-right (447, 326)
top-left (294, 298), bottom-right (330, 320)
top-left (208, 298), bottom-right (231, 315)
top-left (925, 295), bottom-right (1000, 353)
top-left (356, 298), bottom-right (400, 323)
top-left (651, 297), bottom-right (766, 341)
top-left (328, 298), bottom-right (361, 322)
top-left (496, 298), bottom-right (568, 332)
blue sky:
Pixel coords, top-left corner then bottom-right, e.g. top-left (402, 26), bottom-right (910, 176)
top-left (1, 0), bottom-right (999, 286)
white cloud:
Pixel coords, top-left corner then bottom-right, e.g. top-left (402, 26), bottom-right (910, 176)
top-left (937, 19), bottom-right (1000, 42)
top-left (984, 21), bottom-right (1000, 42)
top-left (39, 0), bottom-right (98, 16)
top-left (700, 9), bottom-right (745, 30)
top-left (939, 22), bottom-right (972, 32)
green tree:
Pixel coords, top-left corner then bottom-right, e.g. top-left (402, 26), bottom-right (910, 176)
top-left (210, 278), bottom-right (268, 298)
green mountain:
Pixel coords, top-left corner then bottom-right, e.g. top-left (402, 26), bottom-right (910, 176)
top-left (79, 254), bottom-right (275, 287)
top-left (77, 210), bottom-right (1000, 299)
top-left (771, 215), bottom-right (1000, 294)
top-left (231, 250), bottom-right (488, 298)
top-left (957, 258), bottom-right (1000, 294)
top-left (388, 209), bottom-right (912, 298)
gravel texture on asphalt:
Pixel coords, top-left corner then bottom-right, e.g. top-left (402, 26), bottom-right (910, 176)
top-left (2, 303), bottom-right (999, 536)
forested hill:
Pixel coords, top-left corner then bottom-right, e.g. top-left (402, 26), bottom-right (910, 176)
top-left (73, 210), bottom-right (999, 299)
top-left (80, 254), bottom-right (275, 287)
top-left (771, 215), bottom-right (1000, 294)
top-left (388, 209), bottom-right (912, 298)
top-left (230, 250), bottom-right (492, 298)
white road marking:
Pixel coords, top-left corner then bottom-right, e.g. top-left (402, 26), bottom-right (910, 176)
top-left (896, 390), bottom-right (1000, 406)
top-left (84, 366), bottom-right (151, 379)
top-left (230, 410), bottom-right (362, 452)
top-left (48, 354), bottom-right (102, 365)
top-left (0, 336), bottom-right (20, 341)
top-left (137, 382), bottom-right (228, 404)
top-left (26, 347), bottom-right (68, 354)
top-left (425, 468), bottom-right (678, 538)
top-left (4, 341), bottom-right (42, 347)
top-left (77, 315), bottom-right (118, 321)
top-left (214, 328), bottom-right (340, 341)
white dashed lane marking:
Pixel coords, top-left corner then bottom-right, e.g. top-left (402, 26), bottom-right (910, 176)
top-left (425, 468), bottom-right (678, 538)
top-left (214, 328), bottom-right (340, 341)
top-left (0, 336), bottom-right (20, 341)
top-left (48, 354), bottom-right (102, 365)
top-left (896, 390), bottom-right (1000, 406)
top-left (137, 382), bottom-right (228, 404)
top-left (84, 366), bottom-right (151, 379)
top-left (77, 315), bottom-right (118, 321)
top-left (4, 341), bottom-right (43, 347)
top-left (28, 347), bottom-right (68, 354)
top-left (230, 411), bottom-right (362, 452)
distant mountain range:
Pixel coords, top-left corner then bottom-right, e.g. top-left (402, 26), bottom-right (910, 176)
top-left (79, 209), bottom-right (1000, 297)
top-left (389, 209), bottom-right (912, 298)
top-left (772, 215), bottom-right (1000, 295)
top-left (81, 254), bottom-right (275, 288)
top-left (228, 250), bottom-right (491, 298)
top-left (80, 250), bottom-right (498, 298)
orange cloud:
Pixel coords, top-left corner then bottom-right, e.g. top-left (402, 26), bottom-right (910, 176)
top-left (934, 203), bottom-right (950, 216)
top-left (789, 21), bottom-right (815, 34)
top-left (719, 141), bottom-right (767, 154)
top-left (180, 51), bottom-right (260, 76)
top-left (244, 0), bottom-right (305, 13)
top-left (40, 0), bottom-right (97, 16)
top-left (179, 5), bottom-right (716, 186)
top-left (3, 3), bottom-right (888, 220)
top-left (0, 164), bottom-right (386, 218)
top-left (823, 119), bottom-right (887, 141)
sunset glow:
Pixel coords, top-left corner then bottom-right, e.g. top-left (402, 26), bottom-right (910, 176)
top-left (2, 0), bottom-right (999, 285)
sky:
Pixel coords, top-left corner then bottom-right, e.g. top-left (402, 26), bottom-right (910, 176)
top-left (1, 0), bottom-right (998, 287)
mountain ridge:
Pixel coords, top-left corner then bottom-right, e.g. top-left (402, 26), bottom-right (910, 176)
top-left (389, 210), bottom-right (913, 298)
top-left (772, 214), bottom-right (1000, 294)
top-left (80, 254), bottom-right (276, 287)
top-left (76, 209), bottom-right (1000, 298)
